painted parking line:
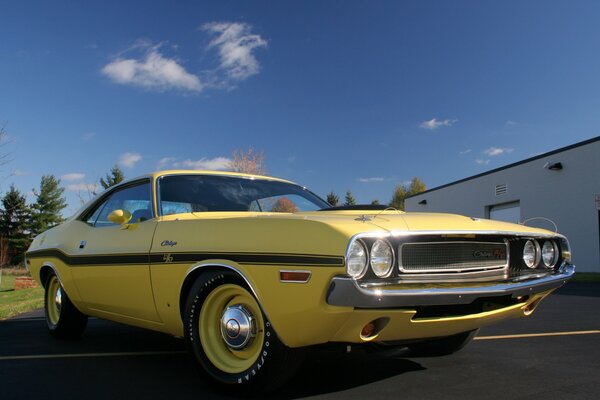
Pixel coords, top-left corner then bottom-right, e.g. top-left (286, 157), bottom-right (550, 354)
top-left (2, 330), bottom-right (598, 361)
top-left (475, 330), bottom-right (600, 340)
top-left (0, 350), bottom-right (186, 362)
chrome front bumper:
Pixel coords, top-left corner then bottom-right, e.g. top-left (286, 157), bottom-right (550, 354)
top-left (326, 264), bottom-right (575, 308)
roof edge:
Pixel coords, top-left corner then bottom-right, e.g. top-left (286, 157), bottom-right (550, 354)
top-left (407, 135), bottom-right (600, 199)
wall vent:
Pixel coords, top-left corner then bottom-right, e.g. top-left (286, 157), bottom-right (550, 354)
top-left (495, 184), bottom-right (508, 196)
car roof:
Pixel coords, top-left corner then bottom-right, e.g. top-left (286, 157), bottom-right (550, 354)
top-left (147, 170), bottom-right (295, 184)
top-left (68, 170), bottom-right (299, 221)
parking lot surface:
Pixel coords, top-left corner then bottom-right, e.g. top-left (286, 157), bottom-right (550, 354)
top-left (1, 283), bottom-right (599, 399)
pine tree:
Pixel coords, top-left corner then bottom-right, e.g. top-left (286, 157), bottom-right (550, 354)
top-left (30, 175), bottom-right (67, 236)
top-left (99, 165), bottom-right (125, 190)
top-left (326, 191), bottom-right (339, 207)
top-left (371, 199), bottom-right (381, 205)
top-left (0, 185), bottom-right (32, 265)
top-left (344, 190), bottom-right (356, 206)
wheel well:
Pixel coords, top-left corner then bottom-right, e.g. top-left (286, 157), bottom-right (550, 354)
top-left (39, 265), bottom-right (54, 289)
top-left (179, 265), bottom-right (244, 320)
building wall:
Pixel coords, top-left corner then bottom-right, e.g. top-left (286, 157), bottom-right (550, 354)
top-left (405, 140), bottom-right (600, 272)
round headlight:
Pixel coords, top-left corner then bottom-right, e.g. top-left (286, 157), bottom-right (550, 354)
top-left (347, 240), bottom-right (368, 278)
top-left (370, 240), bottom-right (394, 278)
top-left (523, 240), bottom-right (539, 268)
top-left (542, 241), bottom-right (558, 268)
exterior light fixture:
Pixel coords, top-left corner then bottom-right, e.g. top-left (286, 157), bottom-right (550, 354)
top-left (546, 162), bottom-right (563, 171)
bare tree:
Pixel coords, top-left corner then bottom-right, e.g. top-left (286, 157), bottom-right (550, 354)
top-left (74, 183), bottom-right (99, 206)
top-left (271, 197), bottom-right (298, 213)
top-left (0, 125), bottom-right (12, 274)
top-left (228, 148), bottom-right (267, 175)
top-left (0, 124), bottom-right (12, 179)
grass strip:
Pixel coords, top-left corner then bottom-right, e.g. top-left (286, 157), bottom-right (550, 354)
top-left (0, 275), bottom-right (44, 320)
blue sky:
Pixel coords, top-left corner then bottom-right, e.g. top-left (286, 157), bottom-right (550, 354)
top-left (1, 1), bottom-right (599, 215)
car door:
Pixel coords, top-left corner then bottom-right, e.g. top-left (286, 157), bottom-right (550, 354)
top-left (70, 180), bottom-right (161, 322)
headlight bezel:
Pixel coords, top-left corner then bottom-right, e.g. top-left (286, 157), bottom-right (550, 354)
top-left (541, 240), bottom-right (559, 269)
top-left (522, 239), bottom-right (541, 269)
top-left (370, 239), bottom-right (395, 278)
top-left (346, 239), bottom-right (369, 279)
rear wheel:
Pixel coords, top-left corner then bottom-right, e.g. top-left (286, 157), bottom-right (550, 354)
top-left (184, 270), bottom-right (302, 388)
top-left (406, 329), bottom-right (478, 357)
top-left (44, 272), bottom-right (87, 339)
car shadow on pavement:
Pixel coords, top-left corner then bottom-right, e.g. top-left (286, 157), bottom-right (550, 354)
top-left (266, 349), bottom-right (424, 399)
top-left (555, 282), bottom-right (600, 297)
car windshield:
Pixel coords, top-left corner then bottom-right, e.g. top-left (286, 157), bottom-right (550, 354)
top-left (158, 175), bottom-right (329, 215)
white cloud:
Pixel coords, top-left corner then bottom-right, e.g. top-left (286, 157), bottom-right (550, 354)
top-left (358, 177), bottom-right (385, 183)
top-left (102, 45), bottom-right (202, 92)
top-left (157, 157), bottom-right (177, 170)
top-left (459, 149), bottom-right (472, 155)
top-left (202, 22), bottom-right (267, 80)
top-left (118, 152), bottom-right (142, 168)
top-left (505, 120), bottom-right (517, 126)
top-left (420, 118), bottom-right (457, 130)
top-left (62, 173), bottom-right (86, 181)
top-left (483, 147), bottom-right (514, 156)
top-left (173, 157), bottom-right (231, 170)
top-left (67, 182), bottom-right (99, 193)
top-left (11, 169), bottom-right (27, 176)
top-left (475, 159), bottom-right (490, 165)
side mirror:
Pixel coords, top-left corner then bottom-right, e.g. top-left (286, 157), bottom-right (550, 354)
top-left (107, 209), bottom-right (132, 225)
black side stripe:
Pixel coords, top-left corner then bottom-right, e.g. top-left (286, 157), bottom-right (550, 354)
top-left (26, 248), bottom-right (345, 267)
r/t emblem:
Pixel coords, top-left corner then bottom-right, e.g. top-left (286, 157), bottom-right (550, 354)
top-left (163, 253), bottom-right (174, 263)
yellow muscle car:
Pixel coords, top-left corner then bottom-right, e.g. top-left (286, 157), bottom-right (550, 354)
top-left (26, 170), bottom-right (574, 387)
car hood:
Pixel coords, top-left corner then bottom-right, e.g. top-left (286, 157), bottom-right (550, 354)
top-left (301, 211), bottom-right (554, 236)
top-left (181, 210), bottom-right (554, 237)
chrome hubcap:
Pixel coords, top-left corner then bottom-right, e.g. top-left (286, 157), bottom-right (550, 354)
top-left (54, 287), bottom-right (63, 314)
top-left (220, 305), bottom-right (256, 349)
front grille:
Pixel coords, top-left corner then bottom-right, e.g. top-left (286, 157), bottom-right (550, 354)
top-left (399, 241), bottom-right (508, 273)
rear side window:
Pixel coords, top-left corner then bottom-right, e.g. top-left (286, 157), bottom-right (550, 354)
top-left (84, 182), bottom-right (153, 227)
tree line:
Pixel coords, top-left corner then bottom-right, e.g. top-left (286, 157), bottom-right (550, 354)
top-left (326, 177), bottom-right (426, 209)
top-left (0, 166), bottom-right (125, 267)
top-left (0, 146), bottom-right (263, 268)
top-left (0, 144), bottom-right (427, 267)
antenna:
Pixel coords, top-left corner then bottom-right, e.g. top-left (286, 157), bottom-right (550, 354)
top-left (521, 217), bottom-right (558, 233)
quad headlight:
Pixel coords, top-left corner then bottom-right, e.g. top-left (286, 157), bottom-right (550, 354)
top-left (541, 240), bottom-right (558, 268)
top-left (522, 240), bottom-right (540, 268)
top-left (370, 240), bottom-right (394, 278)
top-left (347, 240), bottom-right (368, 278)
top-left (347, 238), bottom-right (396, 279)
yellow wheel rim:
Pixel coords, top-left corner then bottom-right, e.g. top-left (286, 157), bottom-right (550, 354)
top-left (199, 284), bottom-right (265, 374)
top-left (46, 276), bottom-right (62, 326)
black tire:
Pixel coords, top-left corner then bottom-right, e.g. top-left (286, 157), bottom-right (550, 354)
top-left (184, 270), bottom-right (302, 389)
top-left (406, 329), bottom-right (478, 357)
top-left (44, 271), bottom-right (88, 339)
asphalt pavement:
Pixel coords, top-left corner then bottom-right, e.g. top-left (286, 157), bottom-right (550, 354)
top-left (1, 283), bottom-right (599, 399)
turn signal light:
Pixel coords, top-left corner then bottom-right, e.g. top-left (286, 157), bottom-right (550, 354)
top-left (361, 322), bottom-right (375, 338)
top-left (279, 270), bottom-right (311, 283)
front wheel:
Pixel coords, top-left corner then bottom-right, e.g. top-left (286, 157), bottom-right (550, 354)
top-left (406, 329), bottom-right (478, 357)
top-left (44, 271), bottom-right (88, 339)
top-left (184, 270), bottom-right (301, 388)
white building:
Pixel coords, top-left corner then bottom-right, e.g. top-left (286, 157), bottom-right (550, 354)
top-left (405, 136), bottom-right (600, 273)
